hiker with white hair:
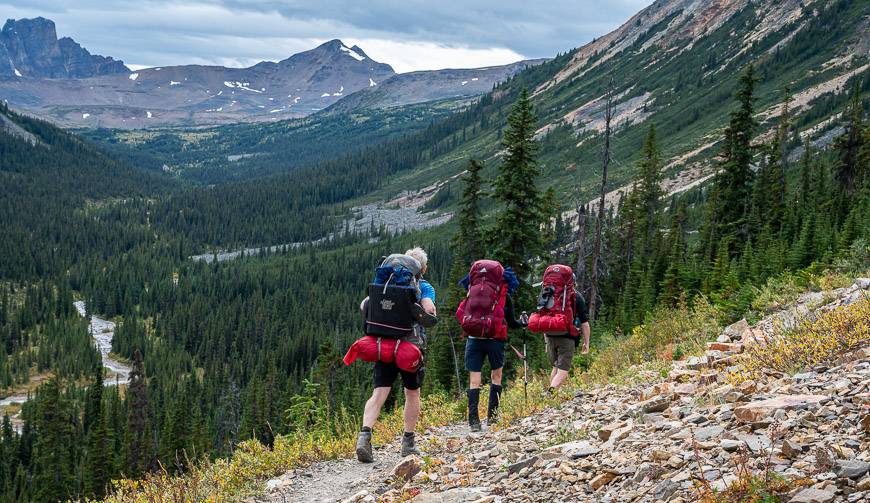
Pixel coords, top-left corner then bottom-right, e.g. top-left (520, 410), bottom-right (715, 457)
top-left (348, 247), bottom-right (437, 462)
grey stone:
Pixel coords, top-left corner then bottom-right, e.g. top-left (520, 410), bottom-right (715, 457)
top-left (720, 439), bottom-right (744, 452)
top-left (568, 447), bottom-right (601, 459)
top-left (835, 459), bottom-right (870, 479)
top-left (789, 488), bottom-right (836, 503)
top-left (508, 456), bottom-right (539, 475)
top-left (412, 488), bottom-right (487, 503)
top-left (693, 425), bottom-right (724, 441)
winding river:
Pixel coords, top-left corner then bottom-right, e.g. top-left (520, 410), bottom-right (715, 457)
top-left (0, 302), bottom-right (131, 432)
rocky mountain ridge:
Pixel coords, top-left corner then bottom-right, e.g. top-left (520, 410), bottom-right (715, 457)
top-left (255, 279), bottom-right (870, 503)
top-left (0, 17), bottom-right (542, 128)
top-left (0, 17), bottom-right (128, 79)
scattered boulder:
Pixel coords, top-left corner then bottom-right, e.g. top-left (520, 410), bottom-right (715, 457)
top-left (507, 456), bottom-right (539, 474)
top-left (734, 395), bottom-right (828, 423)
top-left (789, 488), bottom-right (836, 503)
top-left (589, 472), bottom-right (617, 490)
top-left (412, 488), bottom-right (487, 502)
top-left (834, 459), bottom-right (870, 479)
top-left (393, 456), bottom-right (423, 481)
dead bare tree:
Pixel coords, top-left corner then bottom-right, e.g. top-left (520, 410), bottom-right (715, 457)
top-left (588, 74), bottom-right (615, 321)
top-left (574, 196), bottom-right (588, 296)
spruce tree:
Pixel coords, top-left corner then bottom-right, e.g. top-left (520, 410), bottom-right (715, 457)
top-left (718, 64), bottom-right (758, 249)
top-left (32, 379), bottom-right (74, 502)
top-left (635, 124), bottom-right (664, 255)
top-left (124, 349), bottom-right (153, 478)
top-left (834, 82), bottom-right (864, 196)
top-left (454, 159), bottom-right (485, 265)
top-left (492, 88), bottom-right (544, 278)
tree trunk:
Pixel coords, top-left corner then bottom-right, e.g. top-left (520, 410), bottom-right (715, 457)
top-left (574, 201), bottom-right (587, 295)
top-left (589, 76), bottom-right (614, 321)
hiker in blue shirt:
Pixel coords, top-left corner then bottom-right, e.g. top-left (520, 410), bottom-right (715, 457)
top-left (356, 247), bottom-right (436, 462)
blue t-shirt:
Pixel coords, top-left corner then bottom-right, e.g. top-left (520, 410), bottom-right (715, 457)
top-left (419, 280), bottom-right (436, 303)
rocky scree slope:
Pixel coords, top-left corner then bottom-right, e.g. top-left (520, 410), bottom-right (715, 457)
top-left (368, 0), bottom-right (869, 218)
top-left (255, 278), bottom-right (870, 503)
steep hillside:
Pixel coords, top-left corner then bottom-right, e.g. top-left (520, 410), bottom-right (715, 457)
top-left (0, 102), bottom-right (170, 278)
top-left (363, 0), bottom-right (869, 214)
top-left (327, 59), bottom-right (547, 113)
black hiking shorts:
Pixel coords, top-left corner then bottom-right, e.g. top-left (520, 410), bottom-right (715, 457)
top-left (464, 337), bottom-right (505, 372)
top-left (373, 361), bottom-right (424, 390)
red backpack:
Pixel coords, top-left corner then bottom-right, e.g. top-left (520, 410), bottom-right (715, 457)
top-left (457, 260), bottom-right (507, 339)
top-left (528, 264), bottom-right (579, 337)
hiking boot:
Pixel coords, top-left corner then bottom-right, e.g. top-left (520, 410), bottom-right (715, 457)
top-left (401, 433), bottom-right (421, 457)
top-left (487, 384), bottom-right (502, 424)
top-left (467, 388), bottom-right (482, 433)
top-left (356, 429), bottom-right (373, 463)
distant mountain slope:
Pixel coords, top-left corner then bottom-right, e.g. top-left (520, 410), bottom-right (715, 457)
top-left (328, 59), bottom-right (547, 112)
top-left (0, 19), bottom-right (540, 128)
top-left (0, 17), bottom-right (128, 78)
top-left (0, 36), bottom-right (395, 128)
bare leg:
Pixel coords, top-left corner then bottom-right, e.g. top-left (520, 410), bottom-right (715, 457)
top-left (362, 387), bottom-right (391, 428)
top-left (550, 369), bottom-right (570, 389)
top-left (468, 371), bottom-right (482, 389)
top-left (490, 367), bottom-right (503, 386)
top-left (550, 367), bottom-right (558, 383)
top-left (403, 388), bottom-right (421, 433)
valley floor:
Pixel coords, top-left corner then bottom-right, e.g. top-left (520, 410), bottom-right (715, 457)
top-left (253, 281), bottom-right (870, 503)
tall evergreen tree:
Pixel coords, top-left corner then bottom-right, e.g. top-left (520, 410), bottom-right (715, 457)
top-left (834, 82), bottom-right (864, 196)
top-left (124, 349), bottom-right (153, 478)
top-left (32, 378), bottom-right (74, 502)
top-left (717, 64), bottom-right (758, 249)
top-left (454, 159), bottom-right (485, 265)
top-left (492, 88), bottom-right (544, 278)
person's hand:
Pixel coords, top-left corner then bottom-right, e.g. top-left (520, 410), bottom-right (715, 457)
top-left (581, 342), bottom-right (590, 354)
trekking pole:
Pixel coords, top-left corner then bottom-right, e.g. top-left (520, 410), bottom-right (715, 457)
top-left (522, 312), bottom-right (528, 409)
top-left (448, 330), bottom-right (463, 400)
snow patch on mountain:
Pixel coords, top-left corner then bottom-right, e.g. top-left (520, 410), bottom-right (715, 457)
top-left (170, 80), bottom-right (180, 86)
top-left (340, 45), bottom-right (365, 61)
top-left (129, 72), bottom-right (138, 81)
top-left (369, 78), bottom-right (377, 87)
top-left (13, 68), bottom-right (22, 77)
top-left (223, 81), bottom-right (263, 93)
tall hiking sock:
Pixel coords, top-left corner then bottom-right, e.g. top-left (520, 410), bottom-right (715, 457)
top-left (361, 426), bottom-right (372, 433)
top-left (488, 384), bottom-right (502, 423)
top-left (467, 388), bottom-right (481, 427)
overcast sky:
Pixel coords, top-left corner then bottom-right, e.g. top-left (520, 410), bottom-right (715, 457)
top-left (2, 1), bottom-right (653, 73)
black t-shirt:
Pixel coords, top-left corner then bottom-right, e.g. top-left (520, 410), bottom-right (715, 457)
top-left (575, 293), bottom-right (589, 325)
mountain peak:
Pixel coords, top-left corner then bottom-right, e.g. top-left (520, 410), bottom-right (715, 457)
top-left (0, 16), bottom-right (128, 79)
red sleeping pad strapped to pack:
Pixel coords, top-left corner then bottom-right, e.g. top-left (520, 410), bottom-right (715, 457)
top-left (527, 264), bottom-right (579, 337)
top-left (343, 335), bottom-right (423, 372)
